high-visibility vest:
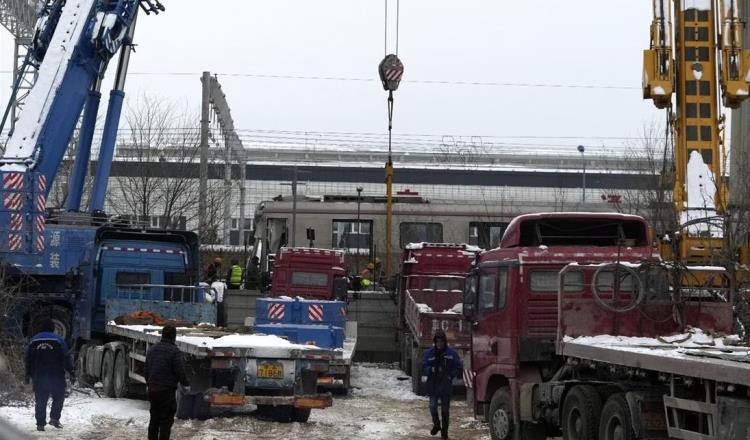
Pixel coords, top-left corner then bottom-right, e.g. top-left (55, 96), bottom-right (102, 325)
top-left (230, 265), bottom-right (243, 285)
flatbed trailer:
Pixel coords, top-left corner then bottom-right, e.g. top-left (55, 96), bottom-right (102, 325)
top-left (78, 321), bottom-right (334, 422)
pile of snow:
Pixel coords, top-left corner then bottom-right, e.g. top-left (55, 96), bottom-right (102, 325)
top-left (350, 363), bottom-right (425, 401)
top-left (416, 303), bottom-right (433, 313)
top-left (114, 324), bottom-right (318, 351)
top-left (442, 303), bottom-right (463, 314)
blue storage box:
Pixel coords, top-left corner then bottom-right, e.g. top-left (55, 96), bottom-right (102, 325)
top-left (252, 323), bottom-right (345, 349)
top-left (256, 298), bottom-right (347, 326)
top-left (255, 298), bottom-right (299, 324)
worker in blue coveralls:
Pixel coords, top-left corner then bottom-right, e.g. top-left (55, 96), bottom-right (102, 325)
top-left (25, 319), bottom-right (74, 432)
top-left (422, 328), bottom-right (462, 439)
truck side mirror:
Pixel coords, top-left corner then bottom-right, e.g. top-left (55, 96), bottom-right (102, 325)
top-left (333, 277), bottom-right (348, 301)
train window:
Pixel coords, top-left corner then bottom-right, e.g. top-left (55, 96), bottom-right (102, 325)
top-left (469, 222), bottom-right (507, 250)
top-left (332, 220), bottom-right (373, 256)
top-left (291, 271), bottom-right (329, 287)
top-left (399, 223), bottom-right (443, 248)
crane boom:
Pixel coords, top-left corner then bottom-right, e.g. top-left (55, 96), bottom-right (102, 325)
top-left (644, 0), bottom-right (750, 264)
top-left (0, 0), bottom-right (162, 256)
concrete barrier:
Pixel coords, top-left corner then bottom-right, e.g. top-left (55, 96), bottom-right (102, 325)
top-left (224, 289), bottom-right (400, 362)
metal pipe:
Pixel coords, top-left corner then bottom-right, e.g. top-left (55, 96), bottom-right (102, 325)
top-left (90, 10), bottom-right (139, 212)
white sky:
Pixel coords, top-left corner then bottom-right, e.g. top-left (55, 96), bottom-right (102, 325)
top-left (0, 0), bottom-right (663, 154)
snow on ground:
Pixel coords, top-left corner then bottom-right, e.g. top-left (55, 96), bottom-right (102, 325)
top-left (349, 363), bottom-right (427, 402)
top-left (0, 363), bottom-right (490, 440)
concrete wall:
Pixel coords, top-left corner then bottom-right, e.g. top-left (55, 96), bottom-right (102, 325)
top-left (224, 290), bottom-right (400, 362)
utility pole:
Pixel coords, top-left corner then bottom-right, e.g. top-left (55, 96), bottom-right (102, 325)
top-left (281, 167), bottom-right (309, 247)
top-left (198, 72), bottom-right (211, 243)
top-left (200, 72), bottom-right (246, 245)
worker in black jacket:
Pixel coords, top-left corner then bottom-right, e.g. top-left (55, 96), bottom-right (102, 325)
top-left (145, 325), bottom-right (189, 440)
top-left (25, 319), bottom-right (74, 431)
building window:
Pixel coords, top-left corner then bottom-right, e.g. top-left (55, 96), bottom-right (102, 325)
top-left (399, 222), bottom-right (443, 248)
top-left (332, 220), bottom-right (373, 256)
top-left (229, 217), bottom-right (254, 246)
top-left (469, 222), bottom-right (507, 250)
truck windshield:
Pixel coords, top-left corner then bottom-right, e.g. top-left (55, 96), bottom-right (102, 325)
top-left (291, 271), bottom-right (329, 287)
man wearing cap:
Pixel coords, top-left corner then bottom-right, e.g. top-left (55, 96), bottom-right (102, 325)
top-left (25, 319), bottom-right (74, 431)
top-left (422, 329), bottom-right (462, 439)
top-left (145, 325), bottom-right (190, 440)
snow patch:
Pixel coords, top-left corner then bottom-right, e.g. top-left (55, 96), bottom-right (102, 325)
top-left (681, 0), bottom-right (712, 11)
top-left (350, 363), bottom-right (426, 401)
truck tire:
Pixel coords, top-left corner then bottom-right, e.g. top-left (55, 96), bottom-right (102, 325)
top-left (29, 305), bottom-right (72, 343)
top-left (291, 408), bottom-right (311, 423)
top-left (75, 345), bottom-right (95, 387)
top-left (113, 350), bottom-right (130, 398)
top-left (598, 394), bottom-right (635, 440)
top-left (489, 387), bottom-right (514, 440)
top-left (101, 349), bottom-right (116, 398)
top-left (562, 385), bottom-right (602, 440)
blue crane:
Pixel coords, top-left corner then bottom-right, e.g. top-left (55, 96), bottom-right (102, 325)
top-left (0, 0), bottom-right (207, 346)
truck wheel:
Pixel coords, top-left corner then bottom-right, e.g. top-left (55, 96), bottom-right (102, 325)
top-left (291, 408), bottom-right (311, 423)
top-left (101, 349), bottom-right (115, 398)
top-left (598, 394), bottom-right (635, 440)
top-left (30, 306), bottom-right (72, 343)
top-left (75, 345), bottom-right (94, 387)
top-left (489, 387), bottom-right (513, 440)
top-left (562, 385), bottom-right (601, 440)
top-left (113, 350), bottom-right (130, 398)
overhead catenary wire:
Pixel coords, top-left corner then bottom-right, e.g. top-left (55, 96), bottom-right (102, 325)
top-left (0, 70), bottom-right (640, 90)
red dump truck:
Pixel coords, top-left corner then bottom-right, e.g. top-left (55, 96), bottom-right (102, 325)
top-left (397, 242), bottom-right (481, 395)
top-left (464, 212), bottom-right (750, 440)
top-left (264, 247), bottom-right (356, 392)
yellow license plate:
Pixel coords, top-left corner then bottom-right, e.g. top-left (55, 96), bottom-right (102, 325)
top-left (257, 362), bottom-right (283, 379)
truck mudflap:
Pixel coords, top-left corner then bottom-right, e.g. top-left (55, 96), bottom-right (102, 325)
top-left (247, 393), bottom-right (333, 409)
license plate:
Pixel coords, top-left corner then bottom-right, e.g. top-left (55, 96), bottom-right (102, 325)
top-left (257, 361), bottom-right (283, 379)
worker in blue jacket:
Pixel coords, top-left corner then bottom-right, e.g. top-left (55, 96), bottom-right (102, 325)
top-left (25, 319), bottom-right (74, 432)
top-left (422, 329), bottom-right (462, 439)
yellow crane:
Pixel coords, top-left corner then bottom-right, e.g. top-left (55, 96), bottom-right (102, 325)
top-left (644, 0), bottom-right (750, 265)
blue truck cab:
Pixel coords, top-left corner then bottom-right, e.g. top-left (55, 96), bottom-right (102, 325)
top-left (3, 218), bottom-right (211, 347)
